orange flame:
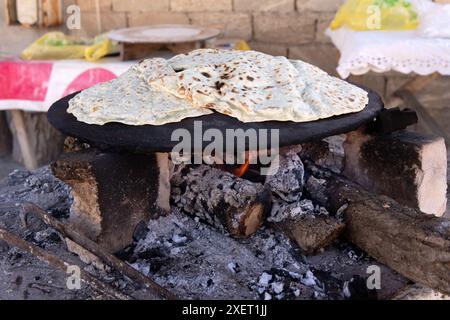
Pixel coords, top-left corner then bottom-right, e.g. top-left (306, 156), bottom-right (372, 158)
top-left (234, 157), bottom-right (251, 178)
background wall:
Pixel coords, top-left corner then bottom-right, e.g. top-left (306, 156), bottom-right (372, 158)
top-left (0, 0), bottom-right (403, 97)
top-left (72, 0), bottom-right (394, 96)
top-left (75, 0), bottom-right (342, 74)
top-left (0, 1), bottom-right (75, 55)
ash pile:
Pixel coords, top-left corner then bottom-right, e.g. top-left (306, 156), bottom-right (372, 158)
top-left (0, 137), bottom-right (410, 300)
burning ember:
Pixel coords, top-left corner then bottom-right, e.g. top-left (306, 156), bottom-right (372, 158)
top-left (214, 153), bottom-right (254, 178)
top-left (233, 157), bottom-right (251, 178)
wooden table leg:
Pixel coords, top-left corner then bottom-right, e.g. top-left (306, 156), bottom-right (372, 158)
top-left (10, 110), bottom-right (38, 170)
top-left (0, 111), bottom-right (12, 157)
top-left (401, 73), bottom-right (440, 93)
top-left (386, 73), bottom-right (441, 109)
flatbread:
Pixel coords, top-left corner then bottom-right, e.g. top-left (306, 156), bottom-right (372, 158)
top-left (150, 49), bottom-right (369, 122)
top-left (67, 49), bottom-right (369, 126)
top-left (67, 58), bottom-right (212, 126)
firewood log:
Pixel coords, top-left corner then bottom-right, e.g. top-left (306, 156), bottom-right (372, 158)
top-left (304, 160), bottom-right (450, 295)
top-left (265, 146), bottom-right (345, 254)
top-left (171, 165), bottom-right (271, 238)
top-left (272, 214), bottom-right (345, 254)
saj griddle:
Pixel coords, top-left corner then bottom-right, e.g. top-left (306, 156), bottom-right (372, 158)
top-left (48, 87), bottom-right (416, 153)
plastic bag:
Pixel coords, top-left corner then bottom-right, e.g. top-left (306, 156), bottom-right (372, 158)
top-left (21, 32), bottom-right (117, 61)
top-left (234, 40), bottom-right (251, 51)
top-left (331, 0), bottom-right (419, 31)
top-left (85, 34), bottom-right (117, 61)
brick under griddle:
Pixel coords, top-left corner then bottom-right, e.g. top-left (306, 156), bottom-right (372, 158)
top-left (51, 149), bottom-right (171, 253)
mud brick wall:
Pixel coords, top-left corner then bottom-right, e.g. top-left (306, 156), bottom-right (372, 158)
top-left (0, 0), bottom-right (416, 99)
top-left (0, 0), bottom-right (74, 54)
top-left (72, 0), bottom-right (395, 96)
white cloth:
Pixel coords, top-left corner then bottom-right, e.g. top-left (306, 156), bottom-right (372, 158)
top-left (326, 28), bottom-right (450, 78)
top-left (414, 0), bottom-right (450, 39)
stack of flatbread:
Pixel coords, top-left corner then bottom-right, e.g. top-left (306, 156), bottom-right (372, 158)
top-left (67, 49), bottom-right (369, 126)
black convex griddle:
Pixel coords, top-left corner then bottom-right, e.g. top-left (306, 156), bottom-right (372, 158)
top-left (48, 88), bottom-right (389, 154)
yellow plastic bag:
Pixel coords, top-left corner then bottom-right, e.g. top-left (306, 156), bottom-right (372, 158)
top-left (21, 32), bottom-right (116, 61)
top-left (85, 35), bottom-right (116, 62)
top-left (234, 40), bottom-right (251, 51)
top-left (331, 0), bottom-right (419, 31)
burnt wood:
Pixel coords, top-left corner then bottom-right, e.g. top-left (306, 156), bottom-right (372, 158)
top-left (305, 161), bottom-right (450, 295)
top-left (343, 130), bottom-right (447, 216)
top-left (171, 164), bottom-right (271, 238)
top-left (271, 215), bottom-right (345, 255)
top-left (48, 88), bottom-right (384, 153)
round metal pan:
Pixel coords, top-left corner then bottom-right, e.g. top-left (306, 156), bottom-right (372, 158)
top-left (48, 88), bottom-right (384, 154)
top-left (108, 25), bottom-right (221, 44)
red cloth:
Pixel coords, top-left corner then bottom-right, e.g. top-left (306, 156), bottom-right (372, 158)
top-left (0, 61), bottom-right (53, 101)
top-left (0, 59), bottom-right (132, 112)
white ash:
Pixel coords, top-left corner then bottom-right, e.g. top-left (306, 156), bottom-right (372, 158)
top-left (258, 272), bottom-right (272, 286)
top-left (250, 268), bottom-right (323, 300)
top-left (265, 148), bottom-right (304, 203)
top-left (227, 262), bottom-right (241, 274)
top-left (172, 234), bottom-right (188, 245)
top-left (0, 167), bottom-right (71, 219)
top-left (268, 199), bottom-right (329, 223)
top-left (301, 270), bottom-right (319, 287)
top-left (272, 282), bottom-right (284, 294)
top-left (127, 210), bottom-right (324, 299)
top-left (122, 208), bottom-right (379, 300)
top-left (131, 261), bottom-right (151, 277)
top-left (347, 250), bottom-right (361, 261)
top-left (343, 280), bottom-right (352, 298)
top-left (33, 228), bottom-right (61, 245)
top-left (0, 167), bottom-right (135, 300)
top-left (265, 148), bottom-right (330, 224)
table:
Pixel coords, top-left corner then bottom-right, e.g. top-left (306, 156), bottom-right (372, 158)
top-left (326, 28), bottom-right (450, 79)
top-left (0, 58), bottom-right (134, 169)
top-left (326, 27), bottom-right (450, 143)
